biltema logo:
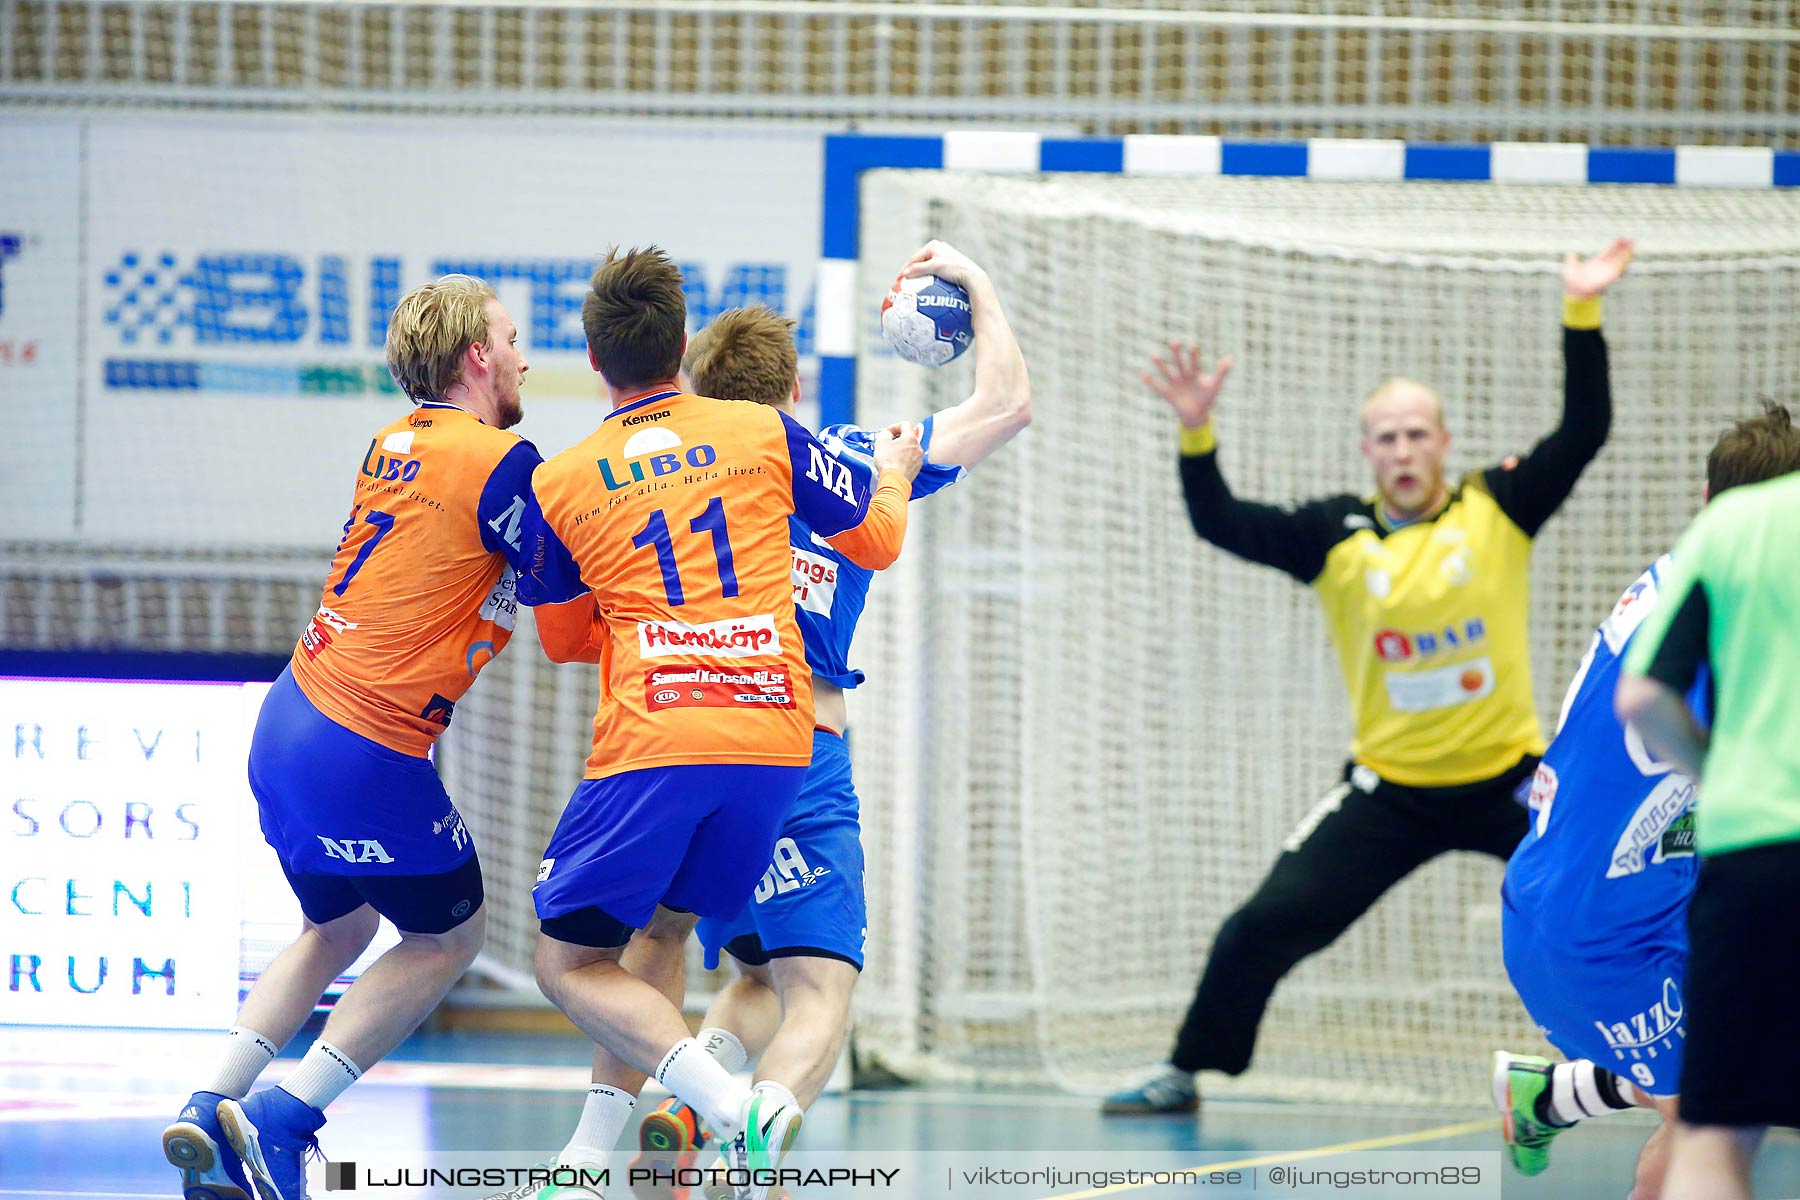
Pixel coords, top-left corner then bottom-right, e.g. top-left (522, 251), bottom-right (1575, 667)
top-left (97, 251), bottom-right (816, 352)
top-left (639, 615), bottom-right (780, 659)
top-left (602, 426), bottom-right (718, 491)
top-left (1372, 617), bottom-right (1487, 663)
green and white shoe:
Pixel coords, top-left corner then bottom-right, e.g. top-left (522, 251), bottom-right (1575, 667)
top-left (1491, 1051), bottom-right (1571, 1176)
top-left (710, 1093), bottom-right (802, 1200)
top-left (742, 1091), bottom-right (802, 1176)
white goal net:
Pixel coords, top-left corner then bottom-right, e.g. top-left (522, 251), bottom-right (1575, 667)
top-left (845, 170), bottom-right (1800, 1105)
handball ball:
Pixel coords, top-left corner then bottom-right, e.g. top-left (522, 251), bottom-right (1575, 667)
top-left (880, 274), bottom-right (973, 367)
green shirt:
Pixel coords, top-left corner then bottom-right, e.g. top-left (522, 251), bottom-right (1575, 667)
top-left (1624, 472), bottom-right (1800, 854)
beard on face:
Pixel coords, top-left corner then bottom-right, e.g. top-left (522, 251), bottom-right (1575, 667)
top-left (495, 383), bottom-right (524, 430)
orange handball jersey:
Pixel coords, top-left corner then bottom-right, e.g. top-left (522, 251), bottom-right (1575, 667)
top-left (290, 403), bottom-right (541, 756)
top-left (519, 390), bottom-right (909, 779)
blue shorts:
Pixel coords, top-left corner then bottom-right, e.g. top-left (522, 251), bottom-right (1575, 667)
top-left (249, 667), bottom-right (481, 931)
top-left (697, 729), bottom-right (866, 971)
top-left (1503, 903), bottom-right (1688, 1096)
top-left (534, 761), bottom-right (806, 948)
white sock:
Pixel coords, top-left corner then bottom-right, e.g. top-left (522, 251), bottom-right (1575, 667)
top-left (207, 1026), bottom-right (279, 1099)
top-left (1547, 1060), bottom-right (1638, 1126)
top-left (697, 1027), bottom-right (749, 1074)
top-left (656, 1038), bottom-right (751, 1141)
top-left (278, 1040), bottom-right (364, 1113)
top-left (557, 1085), bottom-right (635, 1170)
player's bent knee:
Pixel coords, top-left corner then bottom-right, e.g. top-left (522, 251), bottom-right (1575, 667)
top-left (733, 959), bottom-right (775, 990)
top-left (771, 954), bottom-right (859, 1017)
top-left (307, 903), bottom-right (381, 955)
top-left (641, 905), bottom-right (699, 941)
top-left (398, 900), bottom-right (486, 965)
top-left (534, 916), bottom-right (630, 1001)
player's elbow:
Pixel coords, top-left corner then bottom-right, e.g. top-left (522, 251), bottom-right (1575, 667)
top-left (536, 631), bottom-right (591, 664)
top-left (1613, 673), bottom-right (1661, 725)
top-left (1003, 379), bottom-right (1034, 435)
top-left (842, 540), bottom-right (902, 571)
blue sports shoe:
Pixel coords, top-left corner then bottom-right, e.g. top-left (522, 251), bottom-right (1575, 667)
top-left (216, 1088), bottom-right (326, 1200)
top-left (1101, 1065), bottom-right (1199, 1115)
top-left (162, 1090), bottom-right (253, 1200)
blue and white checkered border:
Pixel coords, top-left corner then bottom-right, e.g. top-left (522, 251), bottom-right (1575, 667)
top-left (816, 131), bottom-right (1799, 425)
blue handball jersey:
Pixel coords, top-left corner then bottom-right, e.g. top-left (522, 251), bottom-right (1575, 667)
top-left (793, 418), bottom-right (963, 688)
top-left (1504, 556), bottom-right (1710, 950)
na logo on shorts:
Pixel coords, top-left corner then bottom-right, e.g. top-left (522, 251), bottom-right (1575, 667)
top-left (318, 837), bottom-right (394, 864)
top-left (753, 837), bottom-right (831, 903)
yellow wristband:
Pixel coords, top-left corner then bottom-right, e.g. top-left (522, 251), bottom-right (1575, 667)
top-left (1178, 422), bottom-right (1217, 456)
top-left (1563, 295), bottom-right (1603, 330)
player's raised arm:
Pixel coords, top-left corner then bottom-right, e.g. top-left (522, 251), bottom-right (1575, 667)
top-left (897, 240), bottom-right (1032, 470)
top-left (1151, 344), bottom-right (1338, 584)
top-left (1482, 237), bottom-right (1634, 537)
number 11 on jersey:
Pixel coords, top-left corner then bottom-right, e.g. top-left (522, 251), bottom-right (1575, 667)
top-left (630, 496), bottom-right (740, 607)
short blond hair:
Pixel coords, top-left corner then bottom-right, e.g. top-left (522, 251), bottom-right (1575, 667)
top-left (385, 274), bottom-right (497, 403)
top-left (684, 305), bottom-right (798, 406)
top-left (1360, 376), bottom-right (1444, 432)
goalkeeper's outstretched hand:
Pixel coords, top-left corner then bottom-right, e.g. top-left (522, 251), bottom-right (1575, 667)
top-left (1143, 341), bottom-right (1232, 431)
top-left (1563, 237), bottom-right (1635, 300)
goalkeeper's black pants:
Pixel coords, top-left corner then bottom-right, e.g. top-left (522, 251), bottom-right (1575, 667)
top-left (1168, 756), bottom-right (1535, 1077)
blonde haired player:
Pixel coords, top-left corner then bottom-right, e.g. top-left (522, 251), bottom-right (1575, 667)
top-left (165, 275), bottom-right (540, 1200)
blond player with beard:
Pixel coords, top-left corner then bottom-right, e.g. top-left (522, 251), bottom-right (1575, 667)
top-left (1105, 239), bottom-right (1634, 1115)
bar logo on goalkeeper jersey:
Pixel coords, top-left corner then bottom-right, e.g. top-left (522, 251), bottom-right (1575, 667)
top-left (1373, 617), bottom-right (1487, 663)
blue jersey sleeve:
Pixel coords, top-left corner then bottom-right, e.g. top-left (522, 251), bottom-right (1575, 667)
top-left (819, 419), bottom-right (966, 501)
top-left (780, 410), bottom-right (874, 538)
top-left (515, 484), bottom-right (587, 607)
top-left (476, 440), bottom-right (542, 572)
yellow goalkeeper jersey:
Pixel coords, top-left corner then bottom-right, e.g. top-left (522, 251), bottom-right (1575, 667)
top-left (1178, 316), bottom-right (1611, 788)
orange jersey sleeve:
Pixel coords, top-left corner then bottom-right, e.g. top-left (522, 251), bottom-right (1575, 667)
top-left (823, 469), bottom-right (910, 569)
top-left (289, 405), bottom-right (537, 755)
top-left (521, 392), bottom-right (887, 779)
